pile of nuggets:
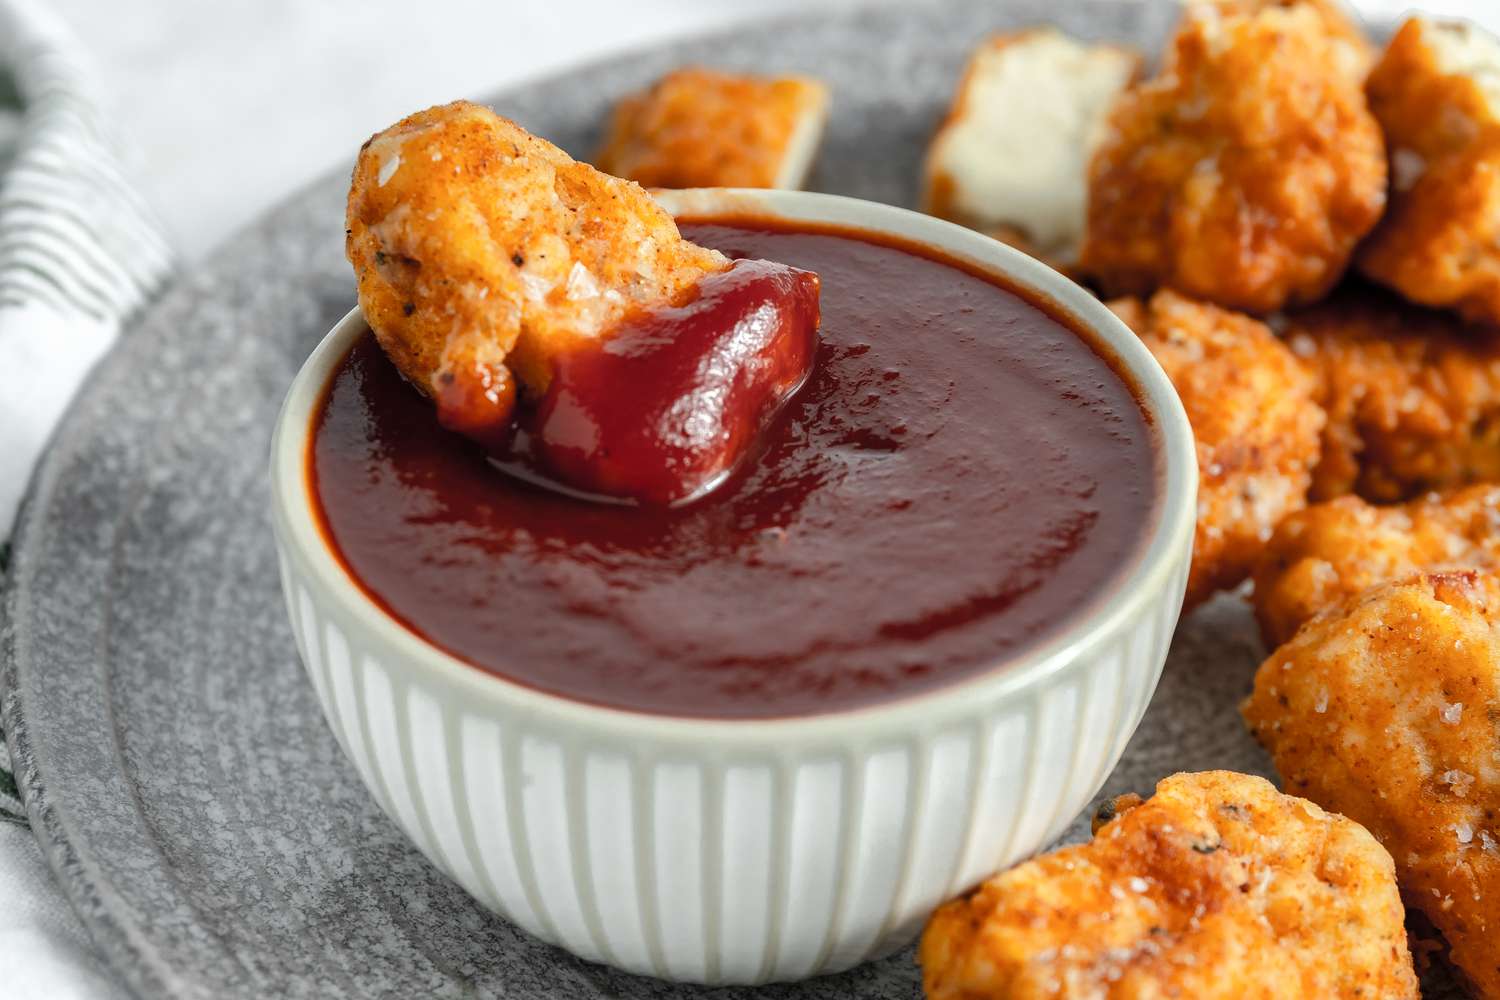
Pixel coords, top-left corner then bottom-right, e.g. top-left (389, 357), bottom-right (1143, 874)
top-left (355, 1), bottom-right (1500, 993)
top-left (917, 1), bottom-right (1500, 996)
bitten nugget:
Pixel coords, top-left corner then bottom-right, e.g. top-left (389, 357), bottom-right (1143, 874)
top-left (1252, 485), bottom-right (1500, 647)
top-left (1244, 571), bottom-right (1500, 998)
top-left (1359, 18), bottom-right (1500, 326)
top-left (1286, 286), bottom-right (1500, 503)
top-left (594, 68), bottom-right (829, 190)
top-left (346, 100), bottom-right (727, 439)
top-left (1109, 291), bottom-right (1325, 608)
top-left (921, 29), bottom-right (1140, 270)
top-left (920, 770), bottom-right (1417, 1000)
top-left (1080, 1), bottom-right (1386, 313)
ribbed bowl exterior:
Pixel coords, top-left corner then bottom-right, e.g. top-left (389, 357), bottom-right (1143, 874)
top-left (274, 533), bottom-right (1186, 983)
top-left (272, 189), bottom-right (1197, 985)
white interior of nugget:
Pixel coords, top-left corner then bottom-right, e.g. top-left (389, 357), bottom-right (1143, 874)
top-left (926, 30), bottom-right (1136, 261)
top-left (774, 85), bottom-right (831, 190)
top-left (1423, 16), bottom-right (1500, 120)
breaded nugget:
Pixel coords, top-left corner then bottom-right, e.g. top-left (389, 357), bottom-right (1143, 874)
top-left (1213, 0), bottom-right (1374, 81)
top-left (1243, 570), bottom-right (1500, 997)
top-left (1358, 17), bottom-right (1500, 326)
top-left (920, 770), bottom-right (1417, 1000)
top-left (921, 29), bottom-right (1140, 271)
top-left (1109, 291), bottom-right (1325, 608)
top-left (1363, 16), bottom-right (1500, 161)
top-left (594, 68), bottom-right (829, 190)
top-left (1286, 286), bottom-right (1500, 503)
top-left (346, 100), bottom-right (727, 441)
top-left (1080, 1), bottom-right (1386, 313)
top-left (1252, 485), bottom-right (1500, 647)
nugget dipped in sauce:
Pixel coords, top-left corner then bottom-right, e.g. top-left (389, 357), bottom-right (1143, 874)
top-left (1081, 0), bottom-right (1386, 313)
top-left (920, 770), bottom-right (1417, 1000)
top-left (1359, 18), bottom-right (1500, 327)
top-left (1243, 570), bottom-right (1500, 998)
top-left (1109, 291), bottom-right (1325, 609)
top-left (1252, 484), bottom-right (1500, 647)
top-left (346, 101), bottom-right (821, 506)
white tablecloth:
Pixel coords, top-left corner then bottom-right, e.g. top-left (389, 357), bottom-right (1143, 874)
top-left (5, 1), bottom-right (1498, 998)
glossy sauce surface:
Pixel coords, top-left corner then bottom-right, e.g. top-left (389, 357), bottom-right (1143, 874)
top-left (310, 221), bottom-right (1158, 718)
top-left (510, 257), bottom-right (820, 506)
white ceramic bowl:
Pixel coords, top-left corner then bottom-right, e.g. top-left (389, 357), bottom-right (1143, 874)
top-left (269, 189), bottom-right (1197, 985)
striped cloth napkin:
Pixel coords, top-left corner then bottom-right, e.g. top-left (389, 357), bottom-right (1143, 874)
top-left (0, 0), bottom-right (172, 995)
top-left (0, 0), bottom-right (173, 536)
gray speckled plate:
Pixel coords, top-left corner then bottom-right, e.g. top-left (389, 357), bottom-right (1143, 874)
top-left (0, 1), bottom-right (1464, 997)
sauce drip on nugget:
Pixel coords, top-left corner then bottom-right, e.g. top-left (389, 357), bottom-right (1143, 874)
top-left (345, 101), bottom-right (821, 506)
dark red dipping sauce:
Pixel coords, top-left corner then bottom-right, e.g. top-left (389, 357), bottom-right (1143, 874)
top-left (509, 257), bottom-right (820, 506)
top-left (310, 221), bottom-right (1159, 719)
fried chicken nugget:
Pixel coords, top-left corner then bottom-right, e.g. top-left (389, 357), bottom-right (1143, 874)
top-left (921, 29), bottom-right (1141, 271)
top-left (1358, 18), bottom-right (1500, 326)
top-left (594, 68), bottom-right (829, 190)
top-left (346, 100), bottom-right (728, 441)
top-left (1109, 291), bottom-right (1325, 608)
top-left (920, 770), bottom-right (1417, 1000)
top-left (1244, 570), bottom-right (1500, 998)
top-left (1214, 0), bottom-right (1375, 81)
top-left (1252, 485), bottom-right (1500, 647)
top-left (1080, 1), bottom-right (1387, 313)
top-left (1286, 286), bottom-right (1500, 503)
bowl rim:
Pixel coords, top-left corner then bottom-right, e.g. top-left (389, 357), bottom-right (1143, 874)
top-left (269, 187), bottom-right (1197, 745)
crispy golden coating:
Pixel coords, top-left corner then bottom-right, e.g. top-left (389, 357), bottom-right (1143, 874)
top-left (1363, 17), bottom-right (1500, 160)
top-left (1212, 0), bottom-right (1375, 81)
top-left (1358, 137), bottom-right (1500, 327)
top-left (920, 770), bottom-right (1417, 1000)
top-left (1109, 291), bottom-right (1325, 608)
top-left (1358, 18), bottom-right (1500, 326)
top-left (1090, 791), bottom-right (1145, 835)
top-left (1286, 286), bottom-right (1500, 503)
top-left (346, 101), bottom-right (727, 436)
top-left (1252, 485), bottom-right (1500, 647)
top-left (594, 68), bottom-right (829, 190)
top-left (1080, 1), bottom-right (1386, 313)
top-left (1244, 570), bottom-right (1500, 998)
